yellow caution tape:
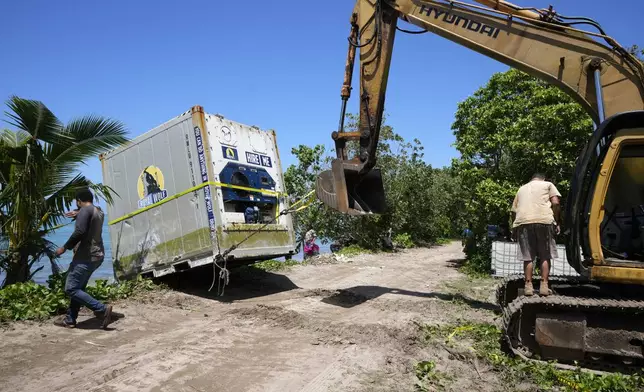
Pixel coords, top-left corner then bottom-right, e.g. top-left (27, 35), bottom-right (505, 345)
top-left (108, 181), bottom-right (287, 226)
top-left (275, 190), bottom-right (316, 218)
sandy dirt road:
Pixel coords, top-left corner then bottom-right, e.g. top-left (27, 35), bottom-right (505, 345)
top-left (0, 242), bottom-right (503, 392)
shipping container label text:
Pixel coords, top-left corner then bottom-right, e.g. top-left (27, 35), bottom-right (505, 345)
top-left (245, 152), bottom-right (272, 168)
top-left (194, 126), bottom-right (217, 238)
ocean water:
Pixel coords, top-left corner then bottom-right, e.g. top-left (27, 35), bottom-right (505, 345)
top-left (33, 219), bottom-right (115, 285)
top-left (22, 219), bottom-right (329, 285)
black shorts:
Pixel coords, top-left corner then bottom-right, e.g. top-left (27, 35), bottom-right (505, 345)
top-left (516, 223), bottom-right (558, 262)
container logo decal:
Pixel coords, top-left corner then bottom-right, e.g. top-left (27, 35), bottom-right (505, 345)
top-left (194, 126), bottom-right (217, 240)
top-left (137, 166), bottom-right (168, 208)
top-left (222, 146), bottom-right (238, 161)
top-left (220, 125), bottom-right (235, 144)
top-left (245, 152), bottom-right (272, 168)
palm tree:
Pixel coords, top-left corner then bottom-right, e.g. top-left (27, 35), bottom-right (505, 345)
top-left (0, 96), bottom-right (129, 287)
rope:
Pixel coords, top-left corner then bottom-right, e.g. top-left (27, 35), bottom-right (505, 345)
top-left (207, 190), bottom-right (317, 296)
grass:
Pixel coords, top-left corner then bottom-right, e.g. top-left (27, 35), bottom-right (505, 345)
top-left (458, 262), bottom-right (493, 279)
top-left (435, 238), bottom-right (453, 246)
top-left (336, 245), bottom-right (374, 257)
top-left (247, 259), bottom-right (301, 272)
top-left (416, 321), bottom-right (644, 392)
top-left (439, 274), bottom-right (497, 308)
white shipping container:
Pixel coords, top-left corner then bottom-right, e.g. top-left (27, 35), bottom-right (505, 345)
top-left (100, 106), bottom-right (297, 280)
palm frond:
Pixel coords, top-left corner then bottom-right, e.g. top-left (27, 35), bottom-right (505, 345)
top-left (4, 96), bottom-right (68, 144)
top-left (1, 96), bottom-right (127, 284)
top-left (43, 174), bottom-right (118, 229)
top-left (0, 128), bottom-right (31, 147)
top-left (26, 237), bottom-right (59, 279)
top-left (48, 115), bottom-right (128, 165)
top-left (0, 144), bottom-right (29, 166)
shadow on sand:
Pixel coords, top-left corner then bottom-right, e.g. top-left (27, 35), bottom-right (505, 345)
top-left (154, 258), bottom-right (498, 312)
top-left (320, 285), bottom-right (499, 312)
top-left (155, 264), bottom-right (300, 303)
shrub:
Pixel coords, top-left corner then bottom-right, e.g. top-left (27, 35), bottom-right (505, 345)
top-left (0, 282), bottom-right (68, 321)
top-left (393, 233), bottom-right (415, 249)
top-left (0, 274), bottom-right (159, 322)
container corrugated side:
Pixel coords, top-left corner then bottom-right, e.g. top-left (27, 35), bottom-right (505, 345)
top-left (101, 109), bottom-right (213, 279)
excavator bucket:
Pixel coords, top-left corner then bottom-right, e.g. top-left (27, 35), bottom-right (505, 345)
top-left (315, 159), bottom-right (386, 215)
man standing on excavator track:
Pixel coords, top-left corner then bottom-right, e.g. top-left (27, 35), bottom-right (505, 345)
top-left (511, 173), bottom-right (562, 297)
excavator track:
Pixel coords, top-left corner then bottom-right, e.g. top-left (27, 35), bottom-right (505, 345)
top-left (502, 293), bottom-right (644, 373)
top-left (495, 274), bottom-right (583, 309)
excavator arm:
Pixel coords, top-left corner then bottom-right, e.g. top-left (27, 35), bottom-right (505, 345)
top-left (316, 0), bottom-right (644, 215)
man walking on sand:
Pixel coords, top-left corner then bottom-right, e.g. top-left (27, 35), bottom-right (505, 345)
top-left (511, 173), bottom-right (562, 297)
top-left (54, 188), bottom-right (114, 329)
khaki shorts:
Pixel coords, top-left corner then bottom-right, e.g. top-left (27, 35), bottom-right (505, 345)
top-left (516, 223), bottom-right (558, 262)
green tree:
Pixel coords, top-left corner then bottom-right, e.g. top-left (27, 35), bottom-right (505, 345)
top-left (284, 112), bottom-right (464, 250)
top-left (283, 144), bottom-right (328, 248)
top-left (0, 96), bottom-right (129, 287)
top-left (628, 44), bottom-right (643, 60)
top-left (429, 167), bottom-right (467, 239)
top-left (452, 69), bottom-right (594, 272)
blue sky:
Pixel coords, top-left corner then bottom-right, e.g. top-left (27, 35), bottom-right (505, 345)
top-left (2, 0), bottom-right (642, 208)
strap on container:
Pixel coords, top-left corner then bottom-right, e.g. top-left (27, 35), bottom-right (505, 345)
top-left (108, 181), bottom-right (287, 225)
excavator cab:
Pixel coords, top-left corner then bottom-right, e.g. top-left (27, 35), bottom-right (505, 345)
top-left (567, 110), bottom-right (644, 282)
top-left (316, 160), bottom-right (387, 215)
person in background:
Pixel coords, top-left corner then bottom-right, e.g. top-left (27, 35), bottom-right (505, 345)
top-left (54, 188), bottom-right (115, 329)
top-left (303, 229), bottom-right (320, 259)
top-left (461, 227), bottom-right (473, 246)
top-left (511, 173), bottom-right (562, 297)
top-left (461, 227), bottom-right (475, 253)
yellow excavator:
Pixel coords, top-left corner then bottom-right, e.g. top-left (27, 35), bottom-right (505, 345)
top-left (315, 0), bottom-right (644, 372)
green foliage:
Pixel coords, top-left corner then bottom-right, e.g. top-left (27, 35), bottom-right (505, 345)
top-left (458, 261), bottom-right (491, 279)
top-left (628, 45), bottom-right (644, 60)
top-left (414, 360), bottom-right (453, 391)
top-left (248, 259), bottom-right (301, 272)
top-left (452, 69), bottom-right (593, 271)
top-left (336, 244), bottom-right (373, 257)
top-left (419, 321), bottom-right (644, 391)
top-left (461, 237), bottom-right (492, 275)
top-left (284, 113), bottom-right (466, 251)
top-left (283, 144), bottom-right (327, 249)
top-left (85, 277), bottom-right (158, 302)
top-left (0, 96), bottom-right (129, 287)
top-left (393, 233), bottom-right (415, 249)
top-left (0, 274), bottom-right (158, 322)
top-left (0, 281), bottom-right (68, 321)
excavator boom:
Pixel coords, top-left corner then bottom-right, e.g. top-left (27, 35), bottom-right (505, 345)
top-left (316, 0), bottom-right (644, 215)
